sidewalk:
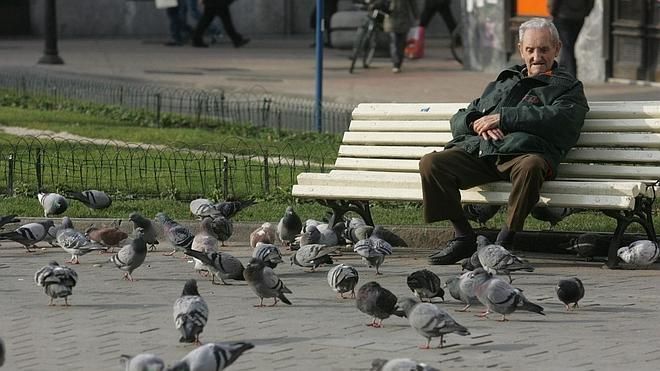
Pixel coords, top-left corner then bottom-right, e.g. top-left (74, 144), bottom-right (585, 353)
top-left (1, 37), bottom-right (659, 105)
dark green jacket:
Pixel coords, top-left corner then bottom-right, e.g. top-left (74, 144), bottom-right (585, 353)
top-left (447, 62), bottom-right (589, 179)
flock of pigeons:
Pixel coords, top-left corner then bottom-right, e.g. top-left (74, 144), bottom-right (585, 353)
top-left (1, 190), bottom-right (659, 370)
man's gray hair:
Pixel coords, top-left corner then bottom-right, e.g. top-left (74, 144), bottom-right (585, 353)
top-left (519, 18), bottom-right (560, 45)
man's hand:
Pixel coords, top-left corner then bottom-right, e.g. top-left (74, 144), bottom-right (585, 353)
top-left (473, 114), bottom-right (503, 140)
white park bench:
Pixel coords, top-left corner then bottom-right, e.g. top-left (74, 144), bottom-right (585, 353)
top-left (292, 101), bottom-right (660, 267)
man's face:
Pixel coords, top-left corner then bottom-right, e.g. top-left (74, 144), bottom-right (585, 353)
top-left (518, 28), bottom-right (561, 76)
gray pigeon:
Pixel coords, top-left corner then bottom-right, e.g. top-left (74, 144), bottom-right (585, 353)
top-left (34, 261), bottom-right (78, 306)
top-left (56, 218), bottom-right (107, 264)
top-left (277, 206), bottom-right (302, 248)
top-left (348, 224), bottom-right (374, 243)
top-left (128, 212), bottom-right (159, 251)
top-left (184, 249), bottom-right (245, 285)
top-left (214, 198), bottom-right (256, 219)
top-left (327, 263), bottom-right (359, 299)
top-left (173, 279), bottom-right (209, 345)
top-left (455, 270), bottom-right (481, 312)
top-left (463, 204), bottom-right (501, 227)
top-left (0, 220), bottom-right (55, 252)
top-left (298, 224), bottom-right (321, 246)
top-left (208, 215), bottom-right (233, 246)
top-left (531, 206), bottom-right (580, 229)
top-left (565, 233), bottom-right (600, 261)
top-left (66, 189), bottom-right (112, 210)
top-left (109, 227), bottom-right (148, 281)
top-left (356, 281), bottom-right (404, 328)
top-left (252, 242), bottom-right (283, 269)
top-left (398, 298), bottom-right (470, 349)
top-left (471, 268), bottom-right (545, 321)
top-left (477, 239), bottom-right (534, 283)
top-left (617, 239), bottom-right (660, 266)
top-left (316, 223), bottom-right (345, 246)
top-left (462, 235), bottom-right (490, 271)
top-left (371, 358), bottom-right (439, 371)
top-left (154, 212), bottom-right (194, 256)
top-left (406, 269), bottom-right (444, 302)
top-left (243, 257), bottom-right (292, 307)
top-left (249, 222), bottom-right (278, 248)
top-left (290, 243), bottom-right (338, 271)
top-left (167, 342), bottom-right (254, 371)
top-left (0, 214), bottom-right (20, 229)
top-left (38, 191), bottom-right (68, 217)
top-left (120, 353), bottom-right (165, 371)
top-left (353, 237), bottom-right (393, 275)
top-left (444, 277), bottom-right (461, 302)
top-left (303, 218), bottom-right (323, 233)
top-left (556, 277), bottom-right (585, 311)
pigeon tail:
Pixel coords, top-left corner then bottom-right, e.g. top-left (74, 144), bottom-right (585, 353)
top-left (278, 292), bottom-right (292, 305)
top-left (520, 298), bottom-right (545, 315)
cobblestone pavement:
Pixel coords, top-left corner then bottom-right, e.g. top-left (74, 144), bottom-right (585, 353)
top-left (1, 234), bottom-right (660, 371)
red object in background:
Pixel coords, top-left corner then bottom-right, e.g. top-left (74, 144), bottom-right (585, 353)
top-left (405, 26), bottom-right (425, 59)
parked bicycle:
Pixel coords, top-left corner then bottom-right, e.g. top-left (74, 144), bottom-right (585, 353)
top-left (348, 0), bottom-right (389, 74)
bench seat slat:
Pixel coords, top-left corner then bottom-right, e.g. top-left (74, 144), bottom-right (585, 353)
top-left (338, 145), bottom-right (660, 163)
top-left (291, 184), bottom-right (635, 209)
top-left (296, 171), bottom-right (645, 197)
top-left (348, 118), bottom-right (660, 133)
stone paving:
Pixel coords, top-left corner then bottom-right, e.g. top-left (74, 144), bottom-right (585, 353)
top-left (1, 227), bottom-right (660, 371)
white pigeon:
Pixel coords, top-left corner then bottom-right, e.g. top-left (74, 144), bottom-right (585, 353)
top-left (617, 239), bottom-right (660, 266)
top-left (38, 191), bottom-right (68, 217)
top-left (190, 198), bottom-right (216, 218)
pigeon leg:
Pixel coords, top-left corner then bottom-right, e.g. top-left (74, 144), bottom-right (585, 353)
top-left (455, 304), bottom-right (471, 312)
top-left (254, 298), bottom-right (265, 307)
top-left (268, 298), bottom-right (279, 307)
top-left (565, 304), bottom-right (571, 311)
top-left (211, 276), bottom-right (222, 285)
top-left (221, 241), bottom-right (226, 247)
top-left (64, 297), bottom-right (71, 306)
top-left (375, 266), bottom-right (383, 275)
top-left (48, 298), bottom-right (55, 306)
top-left (193, 336), bottom-right (203, 346)
top-left (438, 335), bottom-right (446, 348)
top-left (496, 315), bottom-right (508, 322)
top-left (148, 244), bottom-right (157, 252)
top-left (573, 302), bottom-right (580, 310)
top-left (419, 337), bottom-right (432, 349)
top-left (24, 245), bottom-right (34, 253)
top-left (337, 293), bottom-right (344, 299)
top-left (350, 290), bottom-right (356, 299)
top-left (476, 310), bottom-right (490, 319)
top-left (366, 318), bottom-right (377, 327)
top-left (507, 273), bottom-right (514, 284)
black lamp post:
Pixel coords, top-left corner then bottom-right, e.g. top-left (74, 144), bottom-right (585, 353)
top-left (38, 0), bottom-right (64, 64)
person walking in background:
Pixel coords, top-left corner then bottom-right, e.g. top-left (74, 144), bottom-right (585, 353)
top-left (384, 0), bottom-right (419, 73)
top-left (185, 0), bottom-right (223, 44)
top-left (165, 0), bottom-right (192, 46)
top-left (309, 0), bottom-right (339, 48)
top-left (549, 0), bottom-right (594, 77)
top-left (192, 0), bottom-right (249, 48)
top-left (419, 0), bottom-right (457, 35)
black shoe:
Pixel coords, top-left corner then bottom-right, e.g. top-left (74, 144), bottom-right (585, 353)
top-left (233, 38), bottom-right (250, 48)
top-left (164, 40), bottom-right (183, 47)
top-left (428, 236), bottom-right (477, 265)
top-left (192, 40), bottom-right (209, 48)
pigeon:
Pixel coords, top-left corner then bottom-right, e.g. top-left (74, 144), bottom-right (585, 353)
top-left (209, 215), bottom-right (233, 246)
top-left (128, 212), bottom-right (159, 251)
top-left (213, 198), bottom-right (256, 219)
top-left (189, 198), bottom-right (215, 218)
top-left (85, 224), bottom-right (129, 252)
top-left (463, 204), bottom-right (501, 227)
top-left (290, 243), bottom-right (338, 271)
top-left (353, 237), bottom-right (393, 275)
top-left (347, 224), bottom-right (373, 244)
top-left (477, 239), bottom-right (534, 283)
top-left (0, 214), bottom-right (20, 229)
top-left (444, 277), bottom-right (462, 302)
top-left (243, 257), bottom-right (292, 307)
top-left (56, 217), bottom-right (107, 263)
top-left (303, 218), bottom-right (323, 233)
top-left (462, 235), bottom-right (490, 271)
top-left (183, 249), bottom-right (245, 285)
top-left (120, 353), bottom-right (165, 371)
top-left (109, 227), bottom-right (148, 281)
top-left (34, 261), bottom-right (78, 306)
top-left (556, 277), bottom-right (585, 311)
top-left (327, 263), bottom-right (359, 299)
top-left (252, 242), bottom-right (283, 269)
top-left (277, 206), bottom-right (303, 247)
top-left (315, 223), bottom-right (346, 246)
top-left (173, 279), bottom-right (209, 345)
top-left (398, 298), bottom-right (470, 349)
top-left (66, 189), bottom-right (112, 210)
top-left (298, 224), bottom-right (321, 246)
top-left (370, 358), bottom-right (439, 371)
top-left (356, 281), bottom-right (404, 328)
top-left (38, 191), bottom-right (68, 217)
top-left (530, 206), bottom-right (581, 229)
top-left (406, 269), bottom-right (444, 302)
top-left (455, 270), bottom-right (482, 312)
top-left (154, 212), bottom-right (194, 256)
top-left (371, 225), bottom-right (408, 247)
top-left (565, 233), bottom-right (600, 261)
top-left (167, 342), bottom-right (254, 371)
top-left (249, 222), bottom-right (278, 248)
top-left (0, 220), bottom-right (55, 252)
top-left (471, 268), bottom-right (545, 321)
top-left (617, 239), bottom-right (660, 266)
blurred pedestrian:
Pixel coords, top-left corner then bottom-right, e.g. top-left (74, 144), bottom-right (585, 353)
top-left (549, 0), bottom-right (594, 77)
top-left (384, 0), bottom-right (419, 73)
top-left (419, 0), bottom-right (457, 34)
top-left (192, 0), bottom-right (249, 48)
top-left (309, 0), bottom-right (339, 48)
top-left (185, 0), bottom-right (223, 44)
top-left (165, 0), bottom-right (191, 46)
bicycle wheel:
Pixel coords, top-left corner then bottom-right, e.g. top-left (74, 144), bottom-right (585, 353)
top-left (362, 28), bottom-right (377, 68)
top-left (450, 25), bottom-right (463, 65)
top-left (349, 25), bottom-right (368, 74)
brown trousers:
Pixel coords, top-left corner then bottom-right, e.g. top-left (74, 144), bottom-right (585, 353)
top-left (419, 147), bottom-right (548, 231)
